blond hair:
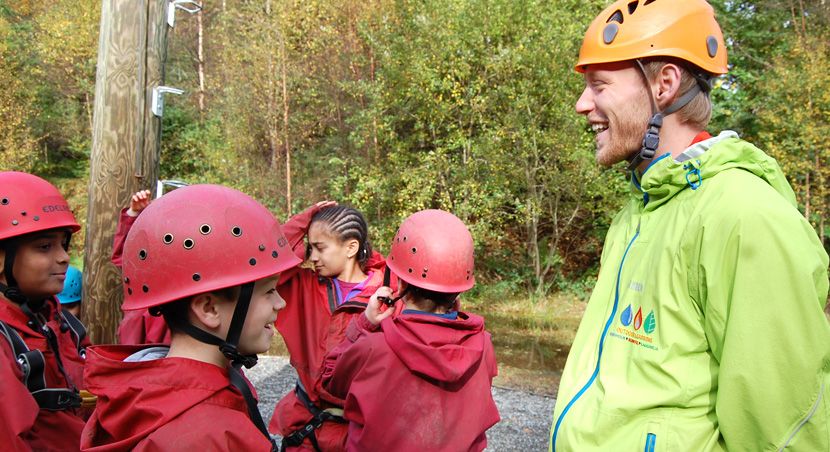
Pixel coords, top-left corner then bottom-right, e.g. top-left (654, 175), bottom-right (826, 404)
top-left (642, 59), bottom-right (713, 130)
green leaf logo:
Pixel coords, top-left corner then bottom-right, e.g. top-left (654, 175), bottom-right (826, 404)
top-left (644, 311), bottom-right (656, 334)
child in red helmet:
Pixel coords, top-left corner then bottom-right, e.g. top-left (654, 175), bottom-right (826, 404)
top-left (270, 202), bottom-right (390, 451)
top-left (322, 209), bottom-right (500, 452)
top-left (111, 189), bottom-right (171, 345)
top-left (80, 185), bottom-right (301, 451)
top-left (0, 171), bottom-right (90, 451)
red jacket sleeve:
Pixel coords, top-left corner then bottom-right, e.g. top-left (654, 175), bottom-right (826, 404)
top-left (0, 340), bottom-right (37, 451)
top-left (111, 208), bottom-right (137, 269)
top-left (321, 314), bottom-right (378, 400)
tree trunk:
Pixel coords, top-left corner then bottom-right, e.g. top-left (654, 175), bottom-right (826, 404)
top-left (280, 33), bottom-right (292, 216)
top-left (197, 5), bottom-right (205, 118)
top-left (85, 0), bottom-right (168, 344)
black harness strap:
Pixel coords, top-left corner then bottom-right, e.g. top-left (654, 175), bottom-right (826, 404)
top-left (0, 320), bottom-right (81, 410)
top-left (229, 364), bottom-right (277, 451)
top-left (324, 278), bottom-right (337, 314)
top-left (280, 384), bottom-right (346, 452)
top-left (59, 310), bottom-right (87, 359)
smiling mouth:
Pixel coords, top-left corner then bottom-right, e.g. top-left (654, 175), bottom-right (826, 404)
top-left (591, 123), bottom-right (608, 133)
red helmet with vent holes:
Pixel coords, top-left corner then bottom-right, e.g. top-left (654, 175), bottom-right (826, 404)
top-left (121, 184), bottom-right (300, 311)
top-left (0, 171), bottom-right (80, 241)
top-left (386, 209), bottom-right (475, 293)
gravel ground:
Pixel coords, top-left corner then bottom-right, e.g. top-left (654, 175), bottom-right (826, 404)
top-left (247, 356), bottom-right (555, 451)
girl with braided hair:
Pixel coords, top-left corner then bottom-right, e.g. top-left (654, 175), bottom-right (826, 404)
top-left (269, 202), bottom-right (390, 452)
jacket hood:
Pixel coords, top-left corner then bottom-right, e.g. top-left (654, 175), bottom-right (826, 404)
top-left (635, 131), bottom-right (797, 211)
top-left (83, 345), bottom-right (241, 450)
top-left (364, 250), bottom-right (387, 273)
top-left (380, 311), bottom-right (487, 384)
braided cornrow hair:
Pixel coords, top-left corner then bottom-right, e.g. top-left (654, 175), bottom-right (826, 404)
top-left (311, 205), bottom-right (373, 270)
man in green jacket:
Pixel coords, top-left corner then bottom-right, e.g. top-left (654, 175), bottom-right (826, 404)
top-left (550, 0), bottom-right (830, 451)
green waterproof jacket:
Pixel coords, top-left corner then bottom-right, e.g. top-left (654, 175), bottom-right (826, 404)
top-left (550, 131), bottom-right (830, 451)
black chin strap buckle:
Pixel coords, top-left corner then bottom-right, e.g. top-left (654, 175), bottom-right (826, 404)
top-left (628, 113), bottom-right (663, 172)
top-left (219, 343), bottom-right (258, 369)
top-left (0, 283), bottom-right (27, 305)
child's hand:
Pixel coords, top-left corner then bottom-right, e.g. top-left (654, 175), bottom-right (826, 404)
top-left (127, 190), bottom-right (152, 217)
top-left (314, 200), bottom-right (337, 211)
top-left (365, 286), bottom-right (395, 326)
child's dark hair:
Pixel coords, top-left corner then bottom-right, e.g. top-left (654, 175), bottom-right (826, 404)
top-left (311, 205), bottom-right (372, 269)
top-left (157, 286), bottom-right (240, 333)
top-left (408, 285), bottom-right (460, 309)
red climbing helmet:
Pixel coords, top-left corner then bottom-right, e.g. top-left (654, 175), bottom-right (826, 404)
top-left (0, 171), bottom-right (80, 241)
top-left (121, 184), bottom-right (301, 311)
top-left (386, 209), bottom-right (475, 293)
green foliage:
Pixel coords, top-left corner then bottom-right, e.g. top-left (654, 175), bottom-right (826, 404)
top-left (5, 0), bottom-right (829, 300)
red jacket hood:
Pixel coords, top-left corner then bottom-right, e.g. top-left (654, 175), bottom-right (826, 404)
top-left (380, 312), bottom-right (487, 384)
top-left (83, 345), bottom-right (244, 450)
top-left (364, 250), bottom-right (387, 273)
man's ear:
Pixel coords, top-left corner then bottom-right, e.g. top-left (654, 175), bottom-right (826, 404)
top-left (654, 63), bottom-right (684, 110)
top-left (345, 238), bottom-right (360, 260)
top-left (189, 292), bottom-right (223, 330)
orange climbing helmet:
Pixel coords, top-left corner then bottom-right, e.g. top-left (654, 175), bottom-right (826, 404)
top-left (575, 0), bottom-right (728, 75)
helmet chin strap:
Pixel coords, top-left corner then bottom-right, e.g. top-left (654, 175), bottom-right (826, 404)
top-left (628, 59), bottom-right (705, 172)
top-left (175, 281), bottom-right (259, 369)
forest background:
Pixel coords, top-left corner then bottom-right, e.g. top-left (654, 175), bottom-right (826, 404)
top-left (1, 0), bottom-right (829, 392)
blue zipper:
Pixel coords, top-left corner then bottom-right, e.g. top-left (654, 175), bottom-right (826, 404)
top-left (551, 226), bottom-right (640, 451)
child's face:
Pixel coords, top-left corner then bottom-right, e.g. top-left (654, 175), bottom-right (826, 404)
top-left (1, 230), bottom-right (70, 300)
top-left (308, 222), bottom-right (357, 278)
top-left (236, 275), bottom-right (285, 355)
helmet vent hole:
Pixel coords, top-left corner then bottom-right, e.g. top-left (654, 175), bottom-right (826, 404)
top-left (411, 247), bottom-right (417, 254)
top-left (606, 10), bottom-right (623, 24)
top-left (127, 288), bottom-right (133, 295)
top-left (403, 236), bottom-right (407, 242)
top-left (200, 224), bottom-right (212, 235)
top-left (192, 273), bottom-right (201, 281)
top-left (259, 244), bottom-right (266, 251)
top-left (124, 277), bottom-right (130, 284)
top-left (11, 220), bottom-right (18, 226)
top-left (232, 226), bottom-right (243, 237)
top-left (139, 249), bottom-right (147, 260)
top-left (0, 198), bottom-right (8, 205)
top-left (249, 258), bottom-right (257, 266)
top-left (183, 238), bottom-right (195, 249)
top-left (142, 285), bottom-right (149, 293)
top-left (603, 23), bottom-right (619, 44)
top-left (408, 268), bottom-right (413, 273)
top-left (706, 35), bottom-right (719, 58)
top-left (33, 216), bottom-right (39, 221)
top-left (627, 1), bottom-right (638, 14)
top-left (421, 273), bottom-right (427, 278)
top-left (163, 233), bottom-right (174, 244)
top-left (272, 250), bottom-right (278, 258)
top-left (20, 211), bottom-right (26, 216)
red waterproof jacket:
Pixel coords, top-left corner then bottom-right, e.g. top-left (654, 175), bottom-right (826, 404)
top-left (322, 311), bottom-right (500, 452)
top-left (0, 324), bottom-right (38, 451)
top-left (269, 206), bottom-right (389, 451)
top-left (111, 209), bottom-right (170, 345)
top-left (81, 345), bottom-right (272, 451)
top-left (0, 297), bottom-right (89, 451)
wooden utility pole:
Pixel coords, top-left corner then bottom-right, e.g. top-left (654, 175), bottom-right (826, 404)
top-left (83, 0), bottom-right (170, 344)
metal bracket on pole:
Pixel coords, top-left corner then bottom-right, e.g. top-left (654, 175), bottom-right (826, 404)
top-left (156, 179), bottom-right (190, 198)
top-left (167, 0), bottom-right (201, 27)
top-left (151, 86), bottom-right (184, 117)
